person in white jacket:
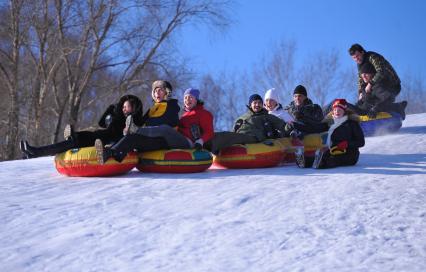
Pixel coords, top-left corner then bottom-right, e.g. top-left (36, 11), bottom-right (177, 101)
top-left (264, 88), bottom-right (293, 123)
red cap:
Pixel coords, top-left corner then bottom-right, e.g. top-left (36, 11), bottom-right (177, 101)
top-left (332, 99), bottom-right (348, 110)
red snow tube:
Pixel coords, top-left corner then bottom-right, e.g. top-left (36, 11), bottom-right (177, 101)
top-left (137, 149), bottom-right (213, 173)
top-left (213, 141), bottom-right (285, 169)
top-left (55, 147), bottom-right (138, 177)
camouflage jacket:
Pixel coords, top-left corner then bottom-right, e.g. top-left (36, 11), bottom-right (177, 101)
top-left (233, 108), bottom-right (286, 141)
top-left (357, 51), bottom-right (401, 95)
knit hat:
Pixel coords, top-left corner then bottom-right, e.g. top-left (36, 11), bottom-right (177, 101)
top-left (293, 85), bottom-right (307, 96)
top-left (359, 62), bottom-right (375, 74)
top-left (332, 99), bottom-right (348, 111)
top-left (264, 88), bottom-right (280, 103)
top-left (152, 80), bottom-right (173, 100)
top-left (248, 94), bottom-right (263, 105)
top-left (183, 88), bottom-right (200, 100)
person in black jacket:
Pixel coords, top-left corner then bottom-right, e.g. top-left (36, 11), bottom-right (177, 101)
top-left (284, 85), bottom-right (324, 139)
top-left (294, 98), bottom-right (365, 169)
top-left (95, 80), bottom-right (181, 163)
top-left (19, 94), bottom-right (144, 158)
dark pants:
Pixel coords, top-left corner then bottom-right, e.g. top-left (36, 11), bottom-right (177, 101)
top-left (204, 132), bottom-right (258, 154)
top-left (111, 134), bottom-right (169, 154)
top-left (319, 148), bottom-right (360, 169)
top-left (75, 129), bottom-right (121, 147)
top-left (136, 125), bottom-right (191, 149)
top-left (24, 129), bottom-right (121, 157)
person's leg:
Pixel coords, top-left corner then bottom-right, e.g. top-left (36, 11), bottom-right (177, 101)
top-left (318, 148), bottom-right (360, 168)
top-left (136, 125), bottom-right (191, 149)
top-left (96, 134), bottom-right (169, 164)
top-left (207, 132), bottom-right (258, 154)
top-left (74, 129), bottom-right (119, 147)
top-left (20, 139), bottom-right (76, 158)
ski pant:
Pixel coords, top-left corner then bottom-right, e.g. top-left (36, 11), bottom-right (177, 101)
top-left (319, 148), bottom-right (360, 169)
top-left (204, 132), bottom-right (259, 154)
top-left (74, 129), bottom-right (121, 147)
top-left (135, 125), bottom-right (191, 149)
top-left (111, 134), bottom-right (169, 154)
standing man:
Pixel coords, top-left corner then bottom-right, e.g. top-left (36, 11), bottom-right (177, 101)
top-left (349, 43), bottom-right (406, 118)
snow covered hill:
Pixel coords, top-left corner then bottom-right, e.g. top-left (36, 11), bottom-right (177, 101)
top-left (1, 114), bottom-right (425, 272)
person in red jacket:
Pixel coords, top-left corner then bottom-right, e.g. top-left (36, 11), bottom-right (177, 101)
top-left (96, 88), bottom-right (214, 164)
top-left (178, 88), bottom-right (214, 150)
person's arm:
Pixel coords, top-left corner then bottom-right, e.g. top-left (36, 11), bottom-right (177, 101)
top-left (348, 121), bottom-right (365, 148)
top-left (369, 54), bottom-right (387, 87)
top-left (199, 111), bottom-right (214, 143)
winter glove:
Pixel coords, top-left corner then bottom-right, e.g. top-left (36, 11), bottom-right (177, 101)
top-left (330, 140), bottom-right (348, 155)
top-left (190, 124), bottom-right (201, 140)
top-left (98, 104), bottom-right (116, 128)
top-left (336, 140), bottom-right (348, 150)
top-left (233, 119), bottom-right (243, 132)
top-left (194, 139), bottom-right (204, 150)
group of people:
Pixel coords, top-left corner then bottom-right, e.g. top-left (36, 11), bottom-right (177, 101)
top-left (19, 43), bottom-right (407, 170)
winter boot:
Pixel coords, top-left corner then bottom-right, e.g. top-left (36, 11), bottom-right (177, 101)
top-left (124, 115), bottom-right (138, 135)
top-left (64, 124), bottom-right (75, 141)
top-left (95, 139), bottom-right (126, 164)
top-left (21, 139), bottom-right (75, 158)
top-left (399, 101), bottom-right (407, 120)
top-left (294, 147), bottom-right (305, 168)
top-left (312, 148), bottom-right (326, 169)
top-left (20, 140), bottom-right (36, 159)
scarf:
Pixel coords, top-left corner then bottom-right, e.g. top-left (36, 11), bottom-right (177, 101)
top-left (326, 115), bottom-right (348, 147)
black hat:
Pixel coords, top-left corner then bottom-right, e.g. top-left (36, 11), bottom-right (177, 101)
top-left (293, 85), bottom-right (307, 96)
top-left (359, 62), bottom-right (375, 74)
top-left (248, 94), bottom-right (263, 105)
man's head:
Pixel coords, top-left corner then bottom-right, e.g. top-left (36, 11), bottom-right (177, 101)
top-left (349, 43), bottom-right (366, 64)
top-left (293, 85), bottom-right (307, 106)
top-left (359, 62), bottom-right (375, 83)
top-left (248, 94), bottom-right (263, 113)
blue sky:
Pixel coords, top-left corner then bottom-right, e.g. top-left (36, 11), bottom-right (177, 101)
top-left (178, 0), bottom-right (426, 83)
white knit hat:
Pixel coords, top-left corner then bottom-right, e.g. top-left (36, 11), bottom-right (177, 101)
top-left (264, 88), bottom-right (280, 103)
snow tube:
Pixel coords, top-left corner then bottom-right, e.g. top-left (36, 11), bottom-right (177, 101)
top-left (213, 140), bottom-right (286, 169)
top-left (137, 149), bottom-right (213, 173)
top-left (276, 133), bottom-right (327, 163)
top-left (55, 147), bottom-right (138, 177)
top-left (359, 112), bottom-right (403, 136)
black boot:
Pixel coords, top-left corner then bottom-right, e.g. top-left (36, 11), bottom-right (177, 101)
top-left (64, 124), bottom-right (76, 141)
top-left (312, 148), bottom-right (325, 169)
top-left (21, 139), bottom-right (75, 158)
top-left (399, 101), bottom-right (407, 120)
top-left (294, 147), bottom-right (305, 168)
top-left (20, 140), bottom-right (35, 159)
top-left (95, 139), bottom-right (126, 164)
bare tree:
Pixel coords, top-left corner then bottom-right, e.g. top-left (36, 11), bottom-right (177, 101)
top-left (400, 74), bottom-right (426, 114)
top-left (251, 39), bottom-right (297, 105)
top-left (0, 0), bottom-right (28, 160)
top-left (299, 49), bottom-right (341, 106)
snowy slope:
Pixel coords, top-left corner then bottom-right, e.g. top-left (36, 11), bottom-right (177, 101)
top-left (1, 114), bottom-right (425, 272)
